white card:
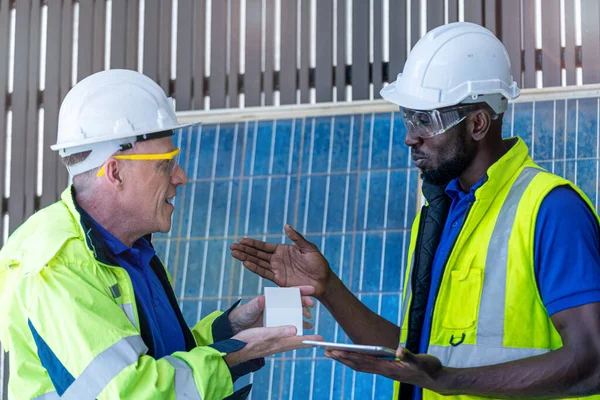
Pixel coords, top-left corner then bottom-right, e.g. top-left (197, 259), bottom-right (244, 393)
top-left (263, 287), bottom-right (303, 336)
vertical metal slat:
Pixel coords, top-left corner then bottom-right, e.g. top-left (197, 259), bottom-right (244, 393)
top-left (228, 0), bottom-right (241, 107)
top-left (410, 0), bottom-right (420, 48)
top-left (427, 0), bottom-right (443, 30)
top-left (92, 0), bottom-right (105, 73)
top-left (110, 0), bottom-right (127, 69)
top-left (316, 0), bottom-right (333, 102)
top-left (581, 0), bottom-right (600, 84)
top-left (126, 0), bottom-right (140, 71)
top-left (299, 0), bottom-right (310, 103)
top-left (500, 0), bottom-right (522, 88)
top-left (192, 0), bottom-right (205, 109)
top-left (464, 0), bottom-right (483, 25)
top-left (210, 0), bottom-right (227, 108)
top-left (263, 0), bottom-right (276, 105)
top-left (335, 0), bottom-right (346, 101)
top-left (564, 0), bottom-right (577, 86)
top-left (484, 0), bottom-right (497, 35)
top-left (352, 0), bottom-right (369, 100)
top-left (372, 0), bottom-right (383, 99)
top-left (77, 0), bottom-right (94, 80)
top-left (158, 0), bottom-right (172, 94)
top-left (542, 0), bottom-right (561, 87)
top-left (176, 0), bottom-right (193, 110)
top-left (143, 0), bottom-right (160, 81)
top-left (388, 0), bottom-right (406, 80)
top-left (279, 0), bottom-right (296, 105)
top-left (447, 0), bottom-right (458, 23)
top-left (522, 0), bottom-right (536, 88)
top-left (245, 0), bottom-right (262, 106)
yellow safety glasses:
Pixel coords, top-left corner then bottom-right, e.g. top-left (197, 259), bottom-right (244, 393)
top-left (97, 148), bottom-right (181, 177)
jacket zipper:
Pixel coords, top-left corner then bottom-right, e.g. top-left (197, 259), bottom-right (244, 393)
top-left (405, 206), bottom-right (428, 345)
top-left (426, 201), bottom-right (474, 341)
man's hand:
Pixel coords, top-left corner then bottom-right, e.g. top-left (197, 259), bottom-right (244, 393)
top-left (228, 286), bottom-right (317, 334)
top-left (325, 347), bottom-right (443, 390)
top-left (224, 326), bottom-right (324, 367)
top-left (230, 225), bottom-right (333, 298)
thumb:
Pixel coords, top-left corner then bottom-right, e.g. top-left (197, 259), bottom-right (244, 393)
top-left (285, 224), bottom-right (311, 249)
top-left (247, 295), bottom-right (265, 314)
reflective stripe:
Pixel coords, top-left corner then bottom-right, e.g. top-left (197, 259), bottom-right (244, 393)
top-left (120, 303), bottom-right (137, 328)
top-left (61, 335), bottom-right (148, 400)
top-left (33, 391), bottom-right (59, 400)
top-left (478, 167), bottom-right (541, 347)
top-left (400, 256), bottom-right (415, 330)
top-left (428, 344), bottom-right (550, 368)
top-left (165, 356), bottom-right (203, 400)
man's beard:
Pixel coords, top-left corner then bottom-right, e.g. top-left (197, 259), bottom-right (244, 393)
top-left (421, 126), bottom-right (474, 186)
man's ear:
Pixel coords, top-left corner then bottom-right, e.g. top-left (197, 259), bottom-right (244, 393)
top-left (103, 158), bottom-right (124, 191)
top-left (469, 109), bottom-right (492, 142)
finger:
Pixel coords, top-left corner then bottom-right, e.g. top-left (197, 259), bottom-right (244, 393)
top-left (231, 249), bottom-right (271, 269)
top-left (303, 306), bottom-right (312, 320)
top-left (328, 352), bottom-right (357, 369)
top-left (260, 325), bottom-right (298, 340)
top-left (301, 296), bottom-right (316, 308)
top-left (302, 321), bottom-right (314, 329)
top-left (396, 347), bottom-right (415, 362)
top-left (230, 244), bottom-right (273, 262)
top-left (299, 334), bottom-right (324, 344)
top-left (296, 286), bottom-right (316, 297)
top-left (335, 351), bottom-right (378, 362)
top-left (241, 260), bottom-right (276, 282)
top-left (236, 238), bottom-right (278, 253)
top-left (284, 224), bottom-right (312, 249)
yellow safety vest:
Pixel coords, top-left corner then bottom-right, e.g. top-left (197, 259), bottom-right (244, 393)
top-left (394, 138), bottom-right (600, 400)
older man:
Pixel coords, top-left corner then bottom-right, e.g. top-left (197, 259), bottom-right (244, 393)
top-left (0, 69), bottom-right (321, 400)
top-left (231, 22), bottom-right (600, 399)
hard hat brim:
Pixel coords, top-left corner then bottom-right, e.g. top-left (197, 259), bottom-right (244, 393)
top-left (51, 121), bottom-right (200, 152)
top-left (380, 82), bottom-right (449, 111)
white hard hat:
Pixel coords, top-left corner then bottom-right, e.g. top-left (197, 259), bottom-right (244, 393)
top-left (51, 69), bottom-right (197, 176)
top-left (380, 22), bottom-right (520, 114)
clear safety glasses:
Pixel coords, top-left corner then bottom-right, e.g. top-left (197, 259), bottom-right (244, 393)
top-left (97, 148), bottom-right (181, 177)
top-left (400, 104), bottom-right (478, 139)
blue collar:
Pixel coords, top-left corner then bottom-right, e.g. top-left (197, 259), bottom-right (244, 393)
top-left (445, 176), bottom-right (486, 203)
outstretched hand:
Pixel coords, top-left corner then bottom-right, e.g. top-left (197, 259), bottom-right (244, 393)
top-left (325, 347), bottom-right (443, 390)
top-left (230, 225), bottom-right (333, 299)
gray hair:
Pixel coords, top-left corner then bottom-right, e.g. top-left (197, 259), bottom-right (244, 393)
top-left (60, 151), bottom-right (99, 193)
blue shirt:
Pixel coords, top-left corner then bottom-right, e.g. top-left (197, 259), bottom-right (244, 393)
top-left (413, 179), bottom-right (600, 399)
top-left (87, 217), bottom-right (187, 358)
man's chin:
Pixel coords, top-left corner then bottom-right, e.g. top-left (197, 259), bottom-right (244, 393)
top-left (420, 170), bottom-right (455, 186)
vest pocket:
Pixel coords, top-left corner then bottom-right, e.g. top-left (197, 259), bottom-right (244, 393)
top-left (441, 269), bottom-right (483, 330)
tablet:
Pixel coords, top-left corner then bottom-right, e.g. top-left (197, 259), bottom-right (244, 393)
top-left (302, 340), bottom-right (397, 358)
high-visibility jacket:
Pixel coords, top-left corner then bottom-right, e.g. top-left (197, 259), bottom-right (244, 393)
top-left (394, 138), bottom-right (600, 400)
top-left (0, 187), bottom-right (248, 399)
